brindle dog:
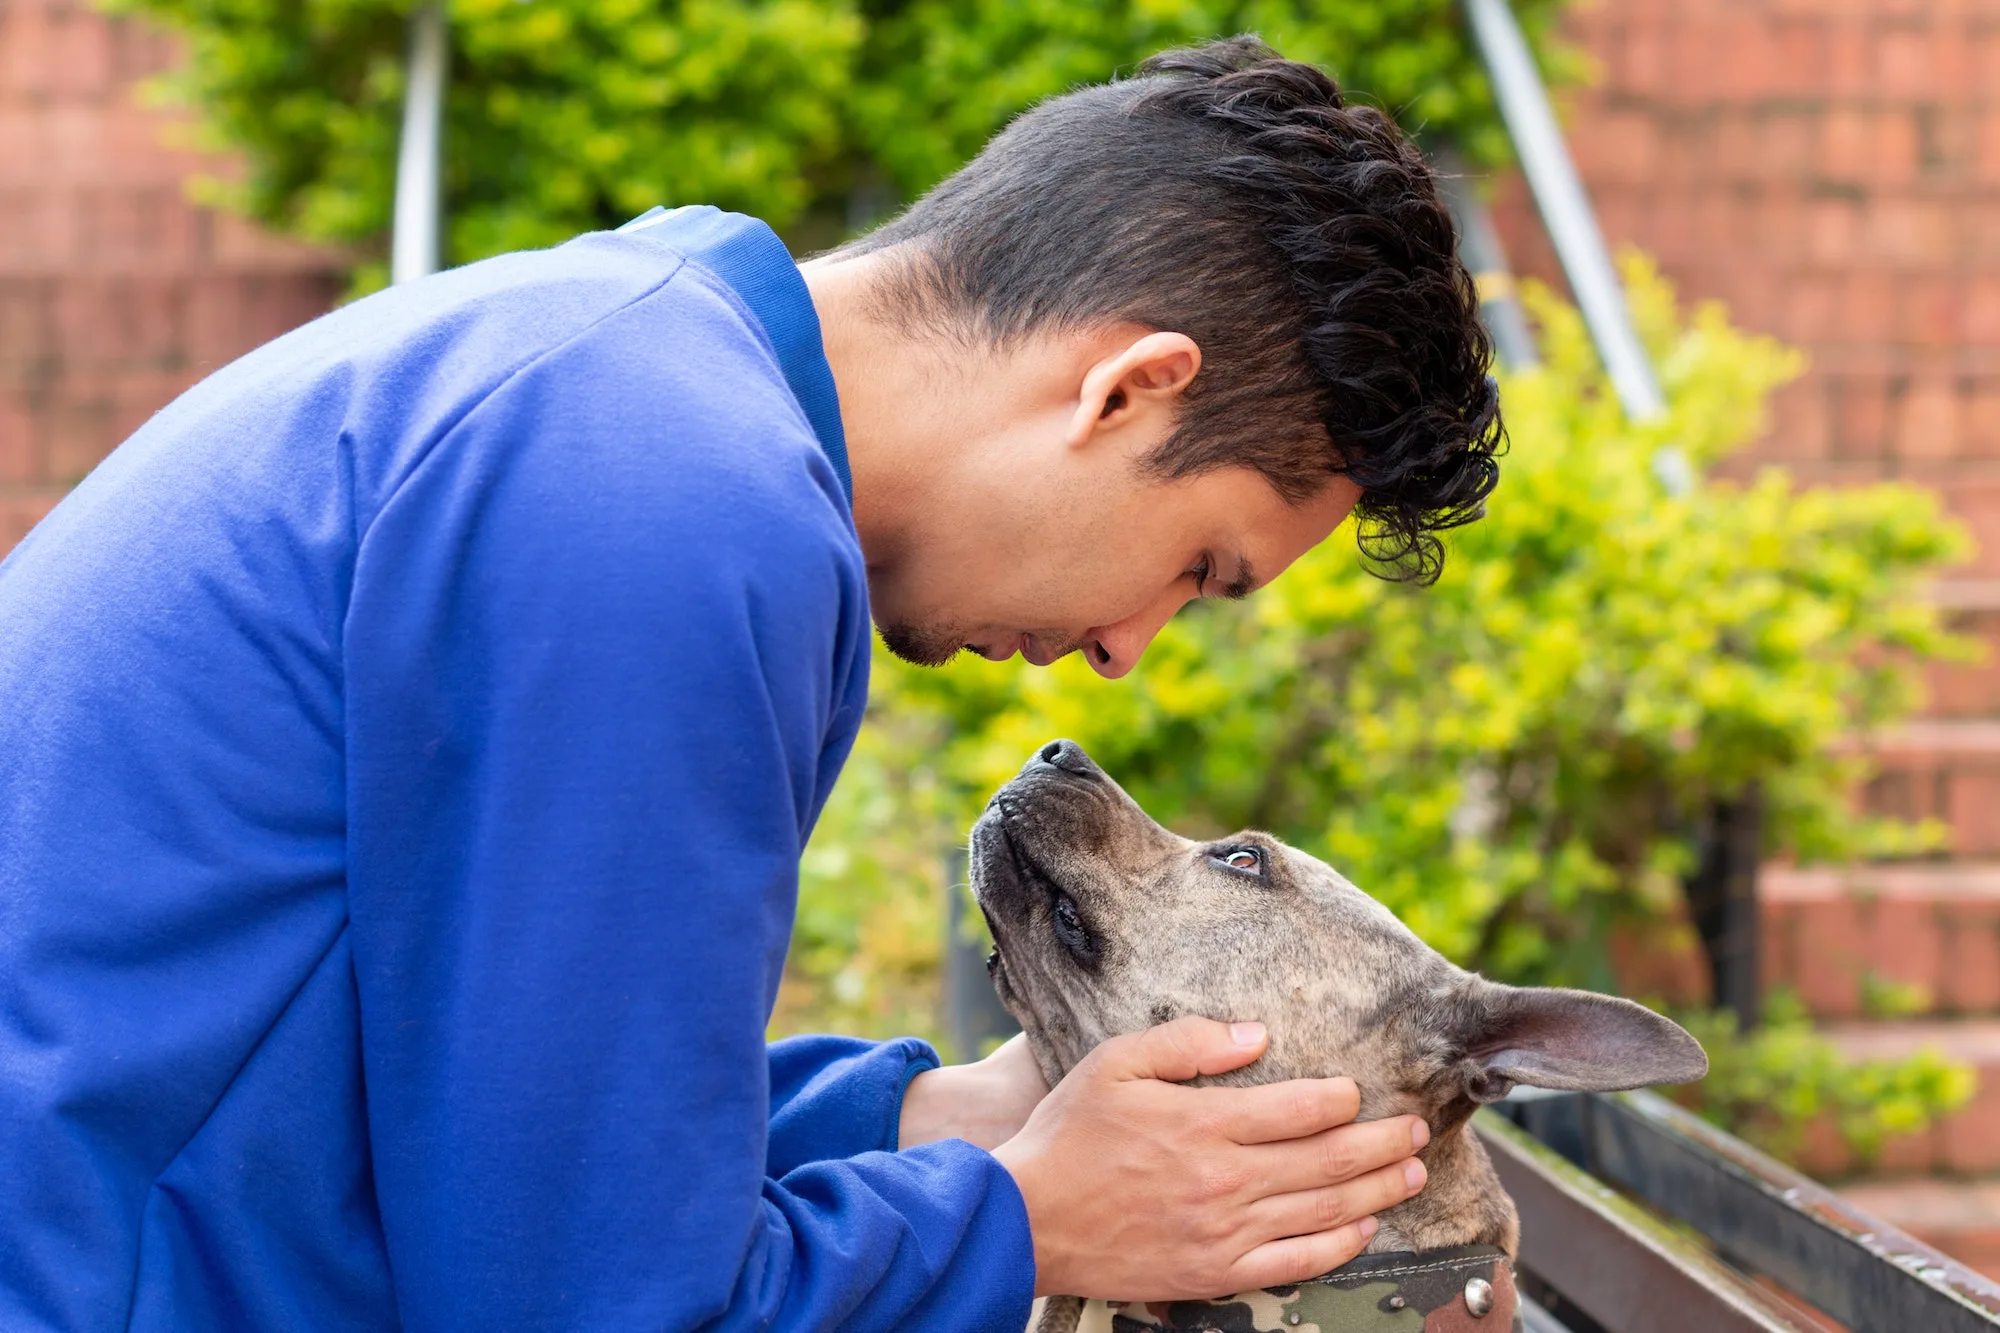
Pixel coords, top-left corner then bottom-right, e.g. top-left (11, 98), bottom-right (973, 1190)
top-left (971, 740), bottom-right (1707, 1324)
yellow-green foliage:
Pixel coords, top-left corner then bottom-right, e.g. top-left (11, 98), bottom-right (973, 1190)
top-left (1673, 992), bottom-right (1976, 1168)
top-left (107, 0), bottom-right (1571, 292)
top-left (784, 263), bottom-right (1976, 1164)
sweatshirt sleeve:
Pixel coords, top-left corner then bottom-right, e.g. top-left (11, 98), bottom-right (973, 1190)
top-left (340, 273), bottom-right (1034, 1331)
top-left (767, 1035), bottom-right (940, 1176)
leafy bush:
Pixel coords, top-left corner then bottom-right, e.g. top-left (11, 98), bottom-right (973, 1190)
top-left (1673, 992), bottom-right (1975, 1167)
top-left (782, 259), bottom-right (1976, 1157)
top-left (110, 0), bottom-right (1571, 291)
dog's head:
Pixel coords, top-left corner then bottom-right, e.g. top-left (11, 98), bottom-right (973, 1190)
top-left (970, 740), bottom-right (1707, 1134)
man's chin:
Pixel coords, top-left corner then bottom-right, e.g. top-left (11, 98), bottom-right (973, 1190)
top-left (876, 622), bottom-right (970, 669)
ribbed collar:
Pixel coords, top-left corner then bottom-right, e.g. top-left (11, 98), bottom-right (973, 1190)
top-left (617, 205), bottom-right (852, 505)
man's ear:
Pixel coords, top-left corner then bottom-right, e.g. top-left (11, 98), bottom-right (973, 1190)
top-left (1064, 331), bottom-right (1201, 449)
top-left (1456, 983), bottom-right (1708, 1104)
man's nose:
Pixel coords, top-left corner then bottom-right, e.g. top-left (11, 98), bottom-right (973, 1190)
top-left (1083, 585), bottom-right (1196, 679)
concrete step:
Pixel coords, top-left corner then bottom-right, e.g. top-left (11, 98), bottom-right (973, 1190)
top-left (1853, 719), bottom-right (2000, 859)
top-left (1797, 1020), bottom-right (2000, 1178)
top-left (1762, 861), bottom-right (2000, 1018)
top-left (1839, 1177), bottom-right (2000, 1283)
top-left (1922, 582), bottom-right (2000, 717)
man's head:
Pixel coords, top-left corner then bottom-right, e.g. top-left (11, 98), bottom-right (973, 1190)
top-left (806, 37), bottom-right (1501, 676)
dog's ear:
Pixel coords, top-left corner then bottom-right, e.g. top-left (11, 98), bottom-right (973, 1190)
top-left (1455, 983), bottom-right (1708, 1104)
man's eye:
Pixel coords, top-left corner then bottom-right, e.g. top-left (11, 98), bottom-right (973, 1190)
top-left (1214, 848), bottom-right (1262, 874)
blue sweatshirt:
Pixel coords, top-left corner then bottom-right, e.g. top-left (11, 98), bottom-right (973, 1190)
top-left (0, 208), bottom-right (1034, 1331)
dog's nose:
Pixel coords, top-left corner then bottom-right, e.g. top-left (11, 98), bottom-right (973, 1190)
top-left (1029, 738), bottom-right (1098, 778)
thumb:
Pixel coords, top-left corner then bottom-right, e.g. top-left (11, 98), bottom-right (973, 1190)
top-left (1091, 1015), bottom-right (1267, 1084)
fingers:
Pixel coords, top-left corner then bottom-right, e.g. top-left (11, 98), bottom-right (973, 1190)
top-left (1213, 1076), bottom-right (1361, 1145)
top-left (1091, 1015), bottom-right (1267, 1083)
top-left (1227, 1216), bottom-right (1380, 1292)
top-left (1254, 1114), bottom-right (1430, 1189)
top-left (1245, 1155), bottom-right (1426, 1241)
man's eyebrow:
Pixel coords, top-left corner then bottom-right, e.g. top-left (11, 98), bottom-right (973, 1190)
top-left (1221, 558), bottom-right (1256, 601)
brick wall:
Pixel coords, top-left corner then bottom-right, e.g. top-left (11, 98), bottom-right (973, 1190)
top-left (0, 0), bottom-right (342, 552)
top-left (1488, 0), bottom-right (2000, 856)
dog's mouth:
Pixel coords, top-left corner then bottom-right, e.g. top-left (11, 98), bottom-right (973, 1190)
top-left (970, 801), bottom-right (1103, 976)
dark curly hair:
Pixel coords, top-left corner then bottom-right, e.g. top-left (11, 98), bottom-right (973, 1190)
top-left (844, 35), bottom-right (1502, 582)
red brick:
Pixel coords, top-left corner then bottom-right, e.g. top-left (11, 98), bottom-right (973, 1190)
top-left (50, 276), bottom-right (184, 373)
top-left (1832, 373), bottom-right (1895, 458)
top-left (0, 280), bottom-right (54, 372)
top-left (0, 110), bottom-right (48, 184)
top-left (1806, 194), bottom-right (1865, 264)
top-left (1867, 198), bottom-right (1955, 268)
top-left (1967, 384), bottom-right (2000, 458)
top-left (0, 5), bottom-right (50, 102)
top-left (1619, 20), bottom-right (1671, 98)
top-left (72, 185), bottom-right (204, 272)
top-left (1577, 111), bottom-right (1661, 187)
top-left (1717, 17), bottom-right (1780, 101)
top-left (1899, 277), bottom-right (1960, 348)
top-left (0, 397), bottom-right (43, 485)
top-left (1895, 376), bottom-right (1962, 460)
top-left (0, 490), bottom-right (59, 554)
top-left (1770, 17), bottom-right (1831, 101)
top-left (1979, 111), bottom-right (2000, 183)
top-left (1939, 893), bottom-right (2000, 1013)
top-left (1977, 31), bottom-right (2000, 113)
top-left (1825, 19), bottom-right (1876, 99)
top-left (1767, 378), bottom-right (1833, 460)
top-left (1947, 764), bottom-right (2000, 856)
top-left (1756, 110), bottom-right (1817, 183)
top-left (1789, 891), bottom-right (1867, 1018)
top-left (1876, 25), bottom-right (1948, 100)
top-left (1967, 279), bottom-right (2000, 348)
top-left (1941, 1066), bottom-right (2000, 1174)
top-left (107, 16), bottom-right (179, 87)
top-left (47, 5), bottom-right (117, 103)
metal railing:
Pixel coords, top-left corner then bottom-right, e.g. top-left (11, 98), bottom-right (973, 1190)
top-left (1485, 1090), bottom-right (2000, 1332)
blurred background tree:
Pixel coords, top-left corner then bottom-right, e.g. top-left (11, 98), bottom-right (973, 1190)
top-left (106, 0), bottom-right (1571, 291)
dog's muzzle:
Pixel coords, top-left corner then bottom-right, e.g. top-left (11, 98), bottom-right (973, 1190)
top-left (1035, 1244), bottom-right (1522, 1332)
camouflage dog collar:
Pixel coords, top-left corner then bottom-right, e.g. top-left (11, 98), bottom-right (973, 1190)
top-left (1038, 1244), bottom-right (1522, 1333)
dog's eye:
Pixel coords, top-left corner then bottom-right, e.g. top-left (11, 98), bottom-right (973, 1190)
top-left (1214, 847), bottom-right (1263, 875)
top-left (1050, 891), bottom-right (1099, 966)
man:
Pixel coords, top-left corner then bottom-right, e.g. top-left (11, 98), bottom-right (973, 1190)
top-left (0, 37), bottom-right (1500, 1331)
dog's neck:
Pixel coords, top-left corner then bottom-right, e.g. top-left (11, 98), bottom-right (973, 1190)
top-left (1370, 1118), bottom-right (1520, 1258)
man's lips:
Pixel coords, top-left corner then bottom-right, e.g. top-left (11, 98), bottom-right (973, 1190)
top-left (970, 633), bottom-right (1071, 666)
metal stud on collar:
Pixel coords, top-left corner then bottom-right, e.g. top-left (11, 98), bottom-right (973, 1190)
top-left (1463, 1275), bottom-right (1496, 1317)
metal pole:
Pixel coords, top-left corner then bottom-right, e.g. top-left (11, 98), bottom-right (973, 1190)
top-left (943, 848), bottom-right (1018, 1061)
top-left (1434, 148), bottom-right (1540, 373)
top-left (391, 2), bottom-right (448, 284)
top-left (1461, 0), bottom-right (1666, 426)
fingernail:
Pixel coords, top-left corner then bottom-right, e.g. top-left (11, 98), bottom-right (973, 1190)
top-left (1404, 1159), bottom-right (1427, 1191)
top-left (1229, 1021), bottom-right (1265, 1047)
top-left (1410, 1119), bottom-right (1431, 1150)
top-left (1358, 1216), bottom-right (1378, 1240)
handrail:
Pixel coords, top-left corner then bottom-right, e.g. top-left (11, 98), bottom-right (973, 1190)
top-left (391, 2), bottom-right (448, 285)
top-left (1497, 1090), bottom-right (2000, 1331)
top-left (1459, 0), bottom-right (1662, 424)
top-left (1476, 1111), bottom-right (1823, 1333)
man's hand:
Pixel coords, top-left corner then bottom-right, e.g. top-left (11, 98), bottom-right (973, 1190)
top-left (899, 1033), bottom-right (1050, 1151)
top-left (990, 1016), bottom-right (1428, 1300)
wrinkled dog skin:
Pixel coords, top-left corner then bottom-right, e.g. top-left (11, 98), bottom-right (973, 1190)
top-left (970, 739), bottom-right (1708, 1259)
